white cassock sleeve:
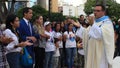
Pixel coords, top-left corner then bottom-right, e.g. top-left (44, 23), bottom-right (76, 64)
top-left (88, 23), bottom-right (102, 40)
top-left (76, 25), bottom-right (84, 39)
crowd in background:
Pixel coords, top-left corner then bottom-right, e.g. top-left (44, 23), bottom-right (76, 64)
top-left (0, 6), bottom-right (119, 68)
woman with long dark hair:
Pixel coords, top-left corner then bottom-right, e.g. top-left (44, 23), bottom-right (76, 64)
top-left (53, 23), bottom-right (63, 68)
top-left (63, 23), bottom-right (77, 68)
top-left (3, 14), bottom-right (33, 68)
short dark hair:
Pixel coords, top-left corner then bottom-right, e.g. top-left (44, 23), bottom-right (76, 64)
top-left (23, 7), bottom-right (32, 16)
top-left (95, 4), bottom-right (106, 11)
top-left (80, 14), bottom-right (84, 17)
top-left (6, 14), bottom-right (18, 34)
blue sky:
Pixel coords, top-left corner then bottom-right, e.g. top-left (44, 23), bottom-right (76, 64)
top-left (31, 0), bottom-right (36, 2)
top-left (30, 0), bottom-right (36, 7)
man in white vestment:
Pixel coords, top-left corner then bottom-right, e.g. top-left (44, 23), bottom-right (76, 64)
top-left (76, 4), bottom-right (115, 68)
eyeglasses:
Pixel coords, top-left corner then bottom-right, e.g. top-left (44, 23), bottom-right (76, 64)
top-left (93, 10), bottom-right (102, 12)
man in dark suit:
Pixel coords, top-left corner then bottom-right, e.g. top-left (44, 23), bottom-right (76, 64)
top-left (17, 7), bottom-right (40, 68)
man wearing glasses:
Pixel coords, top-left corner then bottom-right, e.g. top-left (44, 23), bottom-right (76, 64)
top-left (76, 4), bottom-right (114, 68)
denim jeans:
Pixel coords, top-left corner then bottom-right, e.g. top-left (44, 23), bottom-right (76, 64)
top-left (6, 52), bottom-right (21, 68)
top-left (59, 48), bottom-right (65, 67)
top-left (44, 51), bottom-right (54, 68)
top-left (66, 48), bottom-right (76, 68)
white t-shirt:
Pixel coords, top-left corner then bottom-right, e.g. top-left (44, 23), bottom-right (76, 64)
top-left (53, 31), bottom-right (63, 57)
top-left (64, 31), bottom-right (76, 48)
top-left (45, 31), bottom-right (55, 52)
top-left (53, 48), bottom-right (60, 57)
top-left (3, 29), bottom-right (22, 54)
top-left (54, 31), bottom-right (63, 48)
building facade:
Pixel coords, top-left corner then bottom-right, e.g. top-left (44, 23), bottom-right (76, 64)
top-left (76, 4), bottom-right (86, 17)
top-left (51, 0), bottom-right (58, 12)
top-left (63, 5), bottom-right (76, 16)
top-left (37, 0), bottom-right (48, 10)
top-left (62, 4), bottom-right (86, 17)
top-left (37, 0), bottom-right (58, 12)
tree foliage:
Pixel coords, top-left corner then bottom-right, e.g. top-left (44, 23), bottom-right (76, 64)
top-left (106, 1), bottom-right (120, 19)
top-left (17, 5), bottom-right (65, 22)
top-left (84, 0), bottom-right (120, 19)
top-left (84, 0), bottom-right (96, 15)
top-left (32, 5), bottom-right (65, 22)
top-left (32, 5), bottom-right (48, 17)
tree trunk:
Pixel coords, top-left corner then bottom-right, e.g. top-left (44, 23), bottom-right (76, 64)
top-left (9, 0), bottom-right (15, 14)
top-left (0, 0), bottom-right (16, 23)
top-left (0, 1), bottom-right (7, 23)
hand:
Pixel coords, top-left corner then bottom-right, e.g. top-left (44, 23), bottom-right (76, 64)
top-left (58, 36), bottom-right (62, 41)
top-left (88, 16), bottom-right (95, 25)
top-left (63, 35), bottom-right (67, 41)
top-left (63, 34), bottom-right (67, 38)
top-left (0, 35), bottom-right (13, 44)
top-left (77, 43), bottom-right (83, 48)
top-left (63, 35), bottom-right (67, 39)
top-left (23, 40), bottom-right (33, 46)
top-left (45, 34), bottom-right (50, 39)
top-left (19, 40), bottom-right (33, 47)
top-left (71, 20), bottom-right (80, 27)
top-left (40, 34), bottom-right (50, 39)
top-left (70, 34), bottom-right (74, 37)
top-left (26, 36), bottom-right (37, 43)
top-left (40, 34), bottom-right (46, 38)
top-left (71, 20), bottom-right (75, 24)
top-left (55, 42), bottom-right (59, 48)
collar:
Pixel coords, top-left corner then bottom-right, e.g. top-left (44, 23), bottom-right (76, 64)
top-left (95, 16), bottom-right (109, 22)
top-left (23, 18), bottom-right (29, 25)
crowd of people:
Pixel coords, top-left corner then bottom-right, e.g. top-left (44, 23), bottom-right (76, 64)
top-left (0, 4), bottom-right (119, 68)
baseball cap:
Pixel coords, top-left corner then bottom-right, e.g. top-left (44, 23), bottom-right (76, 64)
top-left (44, 21), bottom-right (51, 27)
